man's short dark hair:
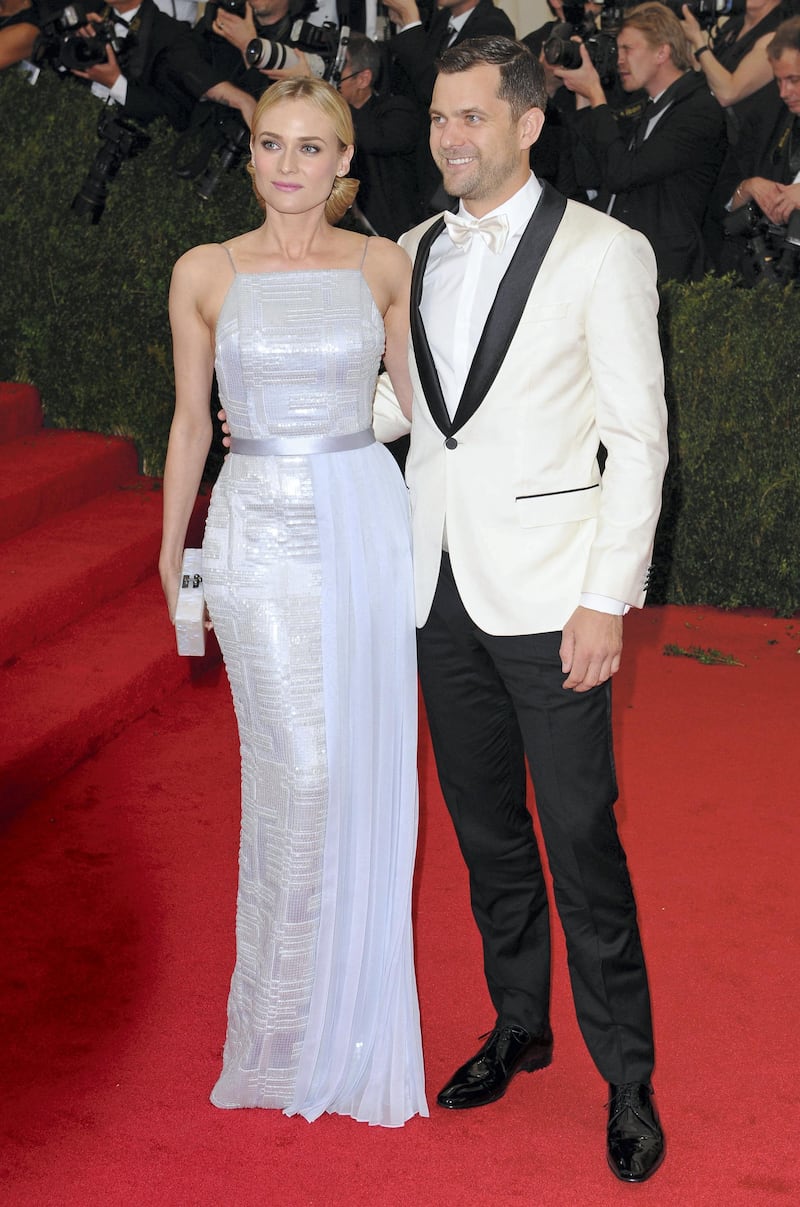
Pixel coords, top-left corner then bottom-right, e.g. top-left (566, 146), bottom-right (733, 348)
top-left (767, 15), bottom-right (800, 60)
top-left (346, 31), bottom-right (382, 82)
top-left (437, 35), bottom-right (547, 119)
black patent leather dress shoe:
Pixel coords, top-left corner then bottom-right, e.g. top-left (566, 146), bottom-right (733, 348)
top-left (437, 1024), bottom-right (553, 1110)
top-left (606, 1082), bottom-right (665, 1183)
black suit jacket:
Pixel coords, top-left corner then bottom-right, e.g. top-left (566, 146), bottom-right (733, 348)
top-left (713, 95), bottom-right (797, 275)
top-left (567, 71), bottom-right (727, 282)
top-left (390, 0), bottom-right (515, 111)
top-left (350, 91), bottom-right (422, 238)
top-left (389, 0), bottom-right (515, 217)
top-left (103, 0), bottom-right (218, 128)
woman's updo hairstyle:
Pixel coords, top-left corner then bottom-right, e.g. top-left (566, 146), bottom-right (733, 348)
top-left (247, 77), bottom-right (359, 224)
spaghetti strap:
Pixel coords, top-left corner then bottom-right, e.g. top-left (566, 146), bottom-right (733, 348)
top-left (220, 243), bottom-right (237, 274)
top-left (359, 235), bottom-right (370, 270)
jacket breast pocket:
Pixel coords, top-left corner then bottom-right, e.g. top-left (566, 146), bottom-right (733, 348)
top-left (517, 303), bottom-right (570, 325)
top-left (515, 483), bottom-right (600, 528)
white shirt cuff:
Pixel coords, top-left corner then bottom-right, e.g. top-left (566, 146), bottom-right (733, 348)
top-left (579, 593), bottom-right (629, 616)
top-left (109, 76), bottom-right (128, 105)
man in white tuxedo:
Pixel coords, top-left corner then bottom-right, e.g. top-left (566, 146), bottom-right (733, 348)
top-left (373, 36), bottom-right (668, 1184)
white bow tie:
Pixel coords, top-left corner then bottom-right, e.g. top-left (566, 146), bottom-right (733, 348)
top-left (443, 210), bottom-right (510, 255)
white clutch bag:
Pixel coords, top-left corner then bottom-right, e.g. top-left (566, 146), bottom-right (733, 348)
top-left (175, 548), bottom-right (206, 656)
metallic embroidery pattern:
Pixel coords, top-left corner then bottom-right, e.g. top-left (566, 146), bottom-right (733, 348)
top-left (201, 269), bottom-right (427, 1125)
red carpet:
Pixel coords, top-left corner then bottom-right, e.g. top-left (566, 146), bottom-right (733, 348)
top-left (1, 385), bottom-right (799, 1205)
top-left (0, 385), bottom-right (216, 817)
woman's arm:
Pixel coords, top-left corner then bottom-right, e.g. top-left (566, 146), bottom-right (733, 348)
top-left (682, 8), bottom-right (775, 107)
top-left (0, 21), bottom-right (38, 70)
top-left (372, 241), bottom-right (414, 422)
top-left (159, 249), bottom-right (216, 621)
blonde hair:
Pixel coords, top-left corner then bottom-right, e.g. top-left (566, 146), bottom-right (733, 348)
top-left (621, 3), bottom-right (694, 73)
top-left (248, 78), bottom-right (359, 224)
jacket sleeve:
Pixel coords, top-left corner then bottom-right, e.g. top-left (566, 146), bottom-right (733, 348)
top-left (390, 2), bottom-right (515, 109)
top-left (570, 93), bottom-right (725, 194)
top-left (122, 14), bottom-right (220, 126)
top-left (581, 226), bottom-right (669, 605)
top-left (351, 95), bottom-right (420, 157)
top-left (372, 373), bottom-right (412, 443)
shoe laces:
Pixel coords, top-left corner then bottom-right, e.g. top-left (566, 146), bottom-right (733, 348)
top-left (477, 1024), bottom-right (530, 1046)
top-left (608, 1083), bottom-right (658, 1133)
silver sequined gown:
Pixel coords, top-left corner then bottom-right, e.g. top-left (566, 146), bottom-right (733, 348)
top-left (202, 265), bottom-right (427, 1126)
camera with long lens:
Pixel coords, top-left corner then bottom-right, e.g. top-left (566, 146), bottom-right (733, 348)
top-left (245, 19), bottom-right (349, 83)
top-left (662, 0), bottom-right (745, 31)
top-left (723, 200), bottom-right (800, 285)
top-left (543, 1), bottom-right (619, 86)
top-left (33, 1), bottom-right (123, 75)
top-left (171, 103), bottom-right (252, 200)
top-left (71, 106), bottom-right (150, 224)
top-left (195, 112), bottom-right (251, 200)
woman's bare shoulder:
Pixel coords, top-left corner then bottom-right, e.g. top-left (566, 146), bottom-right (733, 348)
top-left (363, 236), bottom-right (412, 297)
top-left (172, 242), bottom-right (231, 281)
top-left (361, 236), bottom-right (411, 317)
top-left (365, 235), bottom-right (412, 272)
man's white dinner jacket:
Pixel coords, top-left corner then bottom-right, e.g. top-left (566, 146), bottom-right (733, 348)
top-left (373, 191), bottom-right (669, 637)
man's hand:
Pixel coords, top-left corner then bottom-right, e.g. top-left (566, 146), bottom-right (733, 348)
top-left (553, 42), bottom-right (606, 108)
top-left (384, 0), bottom-right (421, 29)
top-left (218, 406), bottom-right (232, 448)
top-left (212, 7), bottom-right (256, 56)
top-left (680, 4), bottom-right (708, 53)
top-left (772, 182), bottom-right (800, 226)
top-left (735, 176), bottom-right (787, 223)
top-left (560, 606), bottom-right (623, 692)
top-left (72, 42), bottom-right (122, 89)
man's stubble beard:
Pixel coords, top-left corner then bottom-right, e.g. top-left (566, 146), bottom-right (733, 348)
top-left (438, 143), bottom-right (521, 204)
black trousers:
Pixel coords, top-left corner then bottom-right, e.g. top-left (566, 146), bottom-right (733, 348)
top-left (417, 556), bottom-right (654, 1085)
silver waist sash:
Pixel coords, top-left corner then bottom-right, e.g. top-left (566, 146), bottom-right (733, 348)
top-left (229, 430), bottom-right (375, 456)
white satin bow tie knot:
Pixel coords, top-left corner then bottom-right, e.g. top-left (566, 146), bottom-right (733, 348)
top-left (443, 211), bottom-right (510, 255)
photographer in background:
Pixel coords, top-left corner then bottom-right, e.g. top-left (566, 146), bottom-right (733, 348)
top-left (337, 31), bottom-right (421, 236)
top-left (63, 0), bottom-right (256, 128)
top-left (192, 0), bottom-right (312, 98)
top-left (0, 0), bottom-right (40, 69)
top-left (385, 0), bottom-right (515, 212)
top-left (557, 1), bottom-right (726, 281)
top-left (717, 15), bottom-right (800, 277)
top-left (681, 0), bottom-right (796, 132)
top-left (528, 2), bottom-right (647, 191)
top-left (683, 0), bottom-right (799, 262)
top-left (523, 0), bottom-right (604, 56)
top-left (386, 0), bottom-right (514, 109)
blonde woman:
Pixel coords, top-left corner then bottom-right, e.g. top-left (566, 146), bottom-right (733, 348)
top-left (159, 78), bottom-right (426, 1127)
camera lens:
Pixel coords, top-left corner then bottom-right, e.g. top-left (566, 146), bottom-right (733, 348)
top-left (245, 38), bottom-right (288, 70)
top-left (543, 37), bottom-right (582, 70)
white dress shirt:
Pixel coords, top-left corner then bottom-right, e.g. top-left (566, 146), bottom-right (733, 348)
top-left (398, 6), bottom-right (470, 38)
top-left (421, 173), bottom-right (542, 420)
top-left (90, 6), bottom-right (140, 106)
top-left (420, 172), bottom-right (627, 615)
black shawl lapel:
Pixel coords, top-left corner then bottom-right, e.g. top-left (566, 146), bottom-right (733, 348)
top-left (450, 182), bottom-right (567, 435)
top-left (409, 216), bottom-right (452, 436)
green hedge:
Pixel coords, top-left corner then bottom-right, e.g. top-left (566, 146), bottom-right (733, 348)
top-left (0, 68), bottom-right (258, 475)
top-left (1, 69), bottom-right (798, 612)
top-left (656, 278), bottom-right (799, 613)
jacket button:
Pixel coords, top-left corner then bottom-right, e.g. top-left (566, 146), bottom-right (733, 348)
top-left (445, 437), bottom-right (458, 449)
